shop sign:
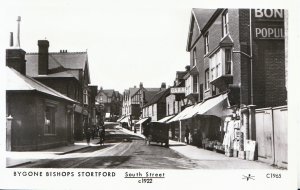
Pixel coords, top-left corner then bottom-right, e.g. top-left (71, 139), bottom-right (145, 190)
top-left (252, 9), bottom-right (284, 40)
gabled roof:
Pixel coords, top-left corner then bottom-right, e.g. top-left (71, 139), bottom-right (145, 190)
top-left (176, 71), bottom-right (188, 80)
top-left (143, 88), bottom-right (170, 107)
top-left (144, 90), bottom-right (160, 103)
top-left (129, 88), bottom-right (139, 98)
top-left (186, 8), bottom-right (218, 51)
top-left (6, 66), bottom-right (77, 103)
top-left (103, 89), bottom-right (114, 97)
top-left (25, 52), bottom-right (89, 82)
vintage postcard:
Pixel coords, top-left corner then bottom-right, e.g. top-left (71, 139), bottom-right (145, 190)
top-left (0, 0), bottom-right (298, 189)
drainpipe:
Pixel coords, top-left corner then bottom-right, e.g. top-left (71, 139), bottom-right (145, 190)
top-left (249, 9), bottom-right (254, 105)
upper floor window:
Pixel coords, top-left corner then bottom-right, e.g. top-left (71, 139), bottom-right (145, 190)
top-left (193, 75), bottom-right (198, 93)
top-left (222, 10), bottom-right (229, 37)
top-left (204, 33), bottom-right (209, 55)
top-left (193, 48), bottom-right (197, 66)
top-left (225, 48), bottom-right (232, 74)
top-left (205, 69), bottom-right (210, 90)
top-left (83, 90), bottom-right (88, 105)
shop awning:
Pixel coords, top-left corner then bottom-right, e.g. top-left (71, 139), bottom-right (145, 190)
top-left (167, 93), bottom-right (231, 123)
top-left (117, 115), bottom-right (125, 122)
top-left (119, 116), bottom-right (130, 123)
top-left (157, 115), bottom-right (176, 123)
top-left (166, 105), bottom-right (195, 123)
top-left (185, 93), bottom-right (230, 119)
top-left (135, 117), bottom-right (150, 125)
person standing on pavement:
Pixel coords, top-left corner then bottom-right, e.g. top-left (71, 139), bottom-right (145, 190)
top-left (85, 127), bottom-right (91, 145)
top-left (185, 126), bottom-right (190, 144)
top-left (100, 125), bottom-right (105, 145)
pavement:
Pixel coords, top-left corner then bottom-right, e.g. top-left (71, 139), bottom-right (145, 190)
top-left (120, 127), bottom-right (276, 169)
top-left (6, 138), bottom-right (100, 168)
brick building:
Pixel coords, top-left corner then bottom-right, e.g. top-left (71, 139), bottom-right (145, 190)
top-left (6, 46), bottom-right (77, 151)
top-left (185, 8), bottom-right (286, 108)
top-left (25, 40), bottom-right (93, 140)
top-left (168, 9), bottom-right (286, 152)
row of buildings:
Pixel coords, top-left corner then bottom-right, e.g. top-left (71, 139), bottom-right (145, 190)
top-left (6, 17), bottom-right (99, 150)
top-left (119, 9), bottom-right (287, 167)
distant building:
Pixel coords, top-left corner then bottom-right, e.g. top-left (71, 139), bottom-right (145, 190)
top-left (25, 41), bottom-right (93, 140)
top-left (142, 88), bottom-right (170, 122)
top-left (95, 88), bottom-right (122, 122)
top-left (121, 83), bottom-right (166, 129)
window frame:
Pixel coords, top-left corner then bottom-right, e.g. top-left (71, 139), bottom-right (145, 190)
top-left (205, 69), bottom-right (210, 90)
top-left (222, 10), bottom-right (229, 37)
top-left (204, 32), bottom-right (209, 55)
top-left (193, 48), bottom-right (197, 66)
top-left (225, 48), bottom-right (232, 75)
top-left (83, 89), bottom-right (88, 105)
top-left (44, 100), bottom-right (58, 135)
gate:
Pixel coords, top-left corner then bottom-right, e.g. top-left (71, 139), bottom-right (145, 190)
top-left (255, 105), bottom-right (288, 168)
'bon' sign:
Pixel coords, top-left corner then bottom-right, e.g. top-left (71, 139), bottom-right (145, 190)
top-left (253, 9), bottom-right (284, 40)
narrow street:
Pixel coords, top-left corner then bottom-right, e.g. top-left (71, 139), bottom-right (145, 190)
top-left (8, 122), bottom-right (274, 169)
top-left (14, 123), bottom-right (197, 169)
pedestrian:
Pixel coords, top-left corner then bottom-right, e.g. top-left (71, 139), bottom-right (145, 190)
top-left (86, 127), bottom-right (91, 145)
top-left (185, 126), bottom-right (190, 144)
top-left (100, 125), bottom-right (105, 145)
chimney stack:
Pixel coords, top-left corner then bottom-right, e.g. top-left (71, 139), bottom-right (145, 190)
top-left (6, 17), bottom-right (26, 75)
top-left (38, 40), bottom-right (49, 75)
top-left (161, 82), bottom-right (166, 89)
top-left (9, 32), bottom-right (14, 47)
top-left (139, 82), bottom-right (143, 89)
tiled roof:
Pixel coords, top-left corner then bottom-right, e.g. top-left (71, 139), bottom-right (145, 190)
top-left (176, 71), bottom-right (188, 80)
top-left (34, 70), bottom-right (80, 80)
top-left (103, 89), bottom-right (114, 97)
top-left (192, 8), bottom-right (217, 32)
top-left (143, 88), bottom-right (170, 107)
top-left (25, 52), bottom-right (87, 77)
top-left (144, 90), bottom-right (161, 103)
top-left (6, 67), bottom-right (77, 103)
top-left (129, 88), bottom-right (139, 98)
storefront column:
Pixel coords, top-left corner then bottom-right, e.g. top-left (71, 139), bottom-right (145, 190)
top-left (179, 120), bottom-right (182, 142)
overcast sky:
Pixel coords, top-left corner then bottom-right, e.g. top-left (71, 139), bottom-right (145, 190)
top-left (1, 0), bottom-right (296, 93)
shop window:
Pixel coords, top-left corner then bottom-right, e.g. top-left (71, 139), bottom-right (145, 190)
top-left (204, 33), bottom-right (209, 55)
top-left (222, 10), bottom-right (229, 37)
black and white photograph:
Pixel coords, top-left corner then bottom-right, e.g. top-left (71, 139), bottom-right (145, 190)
top-left (0, 0), bottom-right (299, 189)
